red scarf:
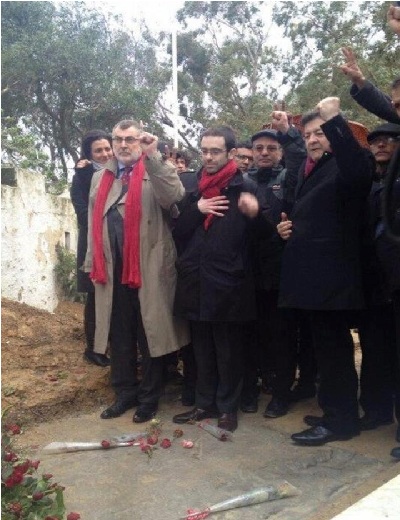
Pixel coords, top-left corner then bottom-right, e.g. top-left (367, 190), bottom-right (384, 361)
top-left (304, 156), bottom-right (317, 178)
top-left (198, 159), bottom-right (238, 230)
top-left (90, 156), bottom-right (145, 288)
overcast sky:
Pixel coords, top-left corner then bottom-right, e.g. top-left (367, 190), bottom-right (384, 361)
top-left (92, 0), bottom-right (186, 31)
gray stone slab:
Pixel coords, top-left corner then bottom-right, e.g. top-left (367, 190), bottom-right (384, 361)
top-left (17, 390), bottom-right (397, 520)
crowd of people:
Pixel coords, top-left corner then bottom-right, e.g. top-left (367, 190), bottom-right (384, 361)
top-left (70, 6), bottom-right (400, 459)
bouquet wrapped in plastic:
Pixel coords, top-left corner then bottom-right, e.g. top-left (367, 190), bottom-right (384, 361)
top-left (181, 481), bottom-right (300, 519)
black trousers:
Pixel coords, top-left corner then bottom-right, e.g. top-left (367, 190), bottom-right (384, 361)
top-left (84, 291), bottom-right (96, 351)
top-left (191, 321), bottom-right (244, 413)
top-left (358, 302), bottom-right (400, 420)
top-left (309, 310), bottom-right (360, 435)
top-left (242, 290), bottom-right (297, 401)
top-left (294, 310), bottom-right (317, 389)
top-left (109, 267), bottom-right (164, 407)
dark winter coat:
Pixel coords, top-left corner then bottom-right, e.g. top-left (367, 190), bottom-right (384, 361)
top-left (70, 163), bottom-right (95, 293)
top-left (350, 80), bottom-right (400, 294)
top-left (173, 169), bottom-right (273, 322)
top-left (244, 127), bottom-right (308, 291)
top-left (279, 115), bottom-right (374, 310)
top-left (245, 165), bottom-right (286, 291)
top-left (375, 149), bottom-right (400, 294)
top-left (350, 80), bottom-right (400, 125)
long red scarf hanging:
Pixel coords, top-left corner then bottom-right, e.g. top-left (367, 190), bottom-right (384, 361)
top-left (198, 159), bottom-right (238, 230)
top-left (121, 157), bottom-right (145, 288)
top-left (90, 169), bottom-right (115, 284)
top-left (90, 156), bottom-right (145, 287)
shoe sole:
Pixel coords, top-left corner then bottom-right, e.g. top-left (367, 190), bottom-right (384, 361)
top-left (263, 410), bottom-right (288, 418)
top-left (292, 432), bottom-right (359, 446)
top-left (241, 407), bottom-right (258, 413)
top-left (133, 411), bottom-right (157, 423)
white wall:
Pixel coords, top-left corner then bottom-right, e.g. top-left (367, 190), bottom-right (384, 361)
top-left (1, 168), bottom-right (78, 312)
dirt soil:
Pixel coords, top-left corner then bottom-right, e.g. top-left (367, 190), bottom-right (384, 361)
top-left (1, 298), bottom-right (113, 426)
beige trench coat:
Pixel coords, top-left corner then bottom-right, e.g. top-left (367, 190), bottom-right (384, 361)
top-left (84, 155), bottom-right (190, 357)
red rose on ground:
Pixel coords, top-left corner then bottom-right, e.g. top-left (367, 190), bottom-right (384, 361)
top-left (147, 435), bottom-right (158, 445)
top-left (9, 502), bottom-right (23, 514)
top-left (160, 438), bottom-right (172, 449)
top-left (4, 451), bottom-right (18, 462)
top-left (5, 424), bottom-right (21, 435)
top-left (67, 513), bottom-right (81, 520)
top-left (182, 440), bottom-right (194, 448)
top-left (32, 491), bottom-right (44, 501)
top-left (173, 428), bottom-right (184, 438)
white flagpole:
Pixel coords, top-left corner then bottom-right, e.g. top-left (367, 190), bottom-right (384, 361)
top-left (171, 25), bottom-right (179, 148)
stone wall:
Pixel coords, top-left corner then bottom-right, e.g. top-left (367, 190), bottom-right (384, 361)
top-left (1, 167), bottom-right (78, 312)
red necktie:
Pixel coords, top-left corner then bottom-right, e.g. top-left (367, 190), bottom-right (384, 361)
top-left (121, 166), bottom-right (132, 185)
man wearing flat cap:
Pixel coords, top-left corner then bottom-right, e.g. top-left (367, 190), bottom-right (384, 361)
top-left (356, 122), bottom-right (400, 445)
top-left (240, 126), bottom-right (310, 419)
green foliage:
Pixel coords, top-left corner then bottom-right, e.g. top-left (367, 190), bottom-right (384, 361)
top-left (1, 409), bottom-right (78, 519)
top-left (1, 115), bottom-right (52, 177)
top-left (174, 1), bottom-right (281, 141)
top-left (272, 1), bottom-right (400, 129)
top-left (1, 0), bottom-right (399, 162)
top-left (54, 244), bottom-right (85, 303)
top-left (1, 1), bottom-right (169, 179)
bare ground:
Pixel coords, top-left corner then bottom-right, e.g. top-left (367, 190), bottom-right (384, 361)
top-left (1, 298), bottom-right (113, 426)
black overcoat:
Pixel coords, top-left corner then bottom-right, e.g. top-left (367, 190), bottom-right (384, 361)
top-left (173, 169), bottom-right (273, 322)
top-left (70, 163), bottom-right (95, 293)
top-left (279, 115), bottom-right (374, 310)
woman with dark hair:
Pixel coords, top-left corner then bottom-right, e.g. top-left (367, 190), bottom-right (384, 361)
top-left (70, 129), bottom-right (113, 366)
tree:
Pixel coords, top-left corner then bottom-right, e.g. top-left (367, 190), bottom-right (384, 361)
top-left (172, 1), bottom-right (282, 142)
top-left (272, 1), bottom-right (400, 128)
top-left (1, 1), bottom-right (170, 179)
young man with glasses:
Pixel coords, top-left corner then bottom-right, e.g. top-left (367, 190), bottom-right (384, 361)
top-left (84, 119), bottom-right (189, 424)
top-left (234, 141), bottom-right (254, 173)
top-left (172, 125), bottom-right (272, 432)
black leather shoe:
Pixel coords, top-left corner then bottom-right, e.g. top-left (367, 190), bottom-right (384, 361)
top-left (263, 397), bottom-right (289, 418)
top-left (218, 412), bottom-right (238, 432)
top-left (291, 425), bottom-right (355, 446)
top-left (133, 405), bottom-right (158, 423)
top-left (84, 350), bottom-right (110, 367)
top-left (100, 398), bottom-right (138, 419)
top-left (240, 397), bottom-right (258, 413)
top-left (390, 446), bottom-right (400, 459)
top-left (173, 407), bottom-right (220, 424)
top-left (289, 384), bottom-right (316, 403)
top-left (359, 412), bottom-right (393, 431)
top-left (304, 415), bottom-right (325, 427)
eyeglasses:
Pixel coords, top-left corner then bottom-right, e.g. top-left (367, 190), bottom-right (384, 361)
top-left (112, 136), bottom-right (141, 145)
top-left (369, 136), bottom-right (399, 146)
top-left (236, 154), bottom-right (253, 161)
top-left (200, 148), bottom-right (227, 156)
top-left (253, 145), bottom-right (280, 153)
